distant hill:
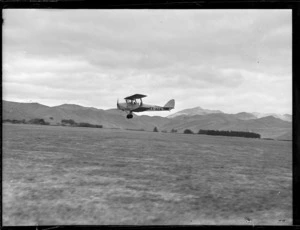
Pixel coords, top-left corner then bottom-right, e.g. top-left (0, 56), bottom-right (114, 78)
top-left (53, 104), bottom-right (101, 112)
top-left (276, 130), bottom-right (292, 141)
top-left (2, 100), bottom-right (292, 140)
top-left (232, 112), bottom-right (257, 120)
top-left (167, 106), bottom-right (223, 118)
top-left (252, 112), bottom-right (292, 122)
top-left (283, 114), bottom-right (292, 122)
top-left (2, 100), bottom-right (169, 131)
top-left (161, 113), bottom-right (291, 139)
top-left (3, 101), bottom-right (50, 120)
top-left (169, 107), bottom-right (292, 122)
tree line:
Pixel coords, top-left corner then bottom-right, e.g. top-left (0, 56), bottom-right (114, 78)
top-left (3, 118), bottom-right (49, 125)
top-left (3, 118), bottom-right (103, 128)
top-left (184, 129), bottom-right (260, 138)
top-left (57, 119), bottom-right (103, 128)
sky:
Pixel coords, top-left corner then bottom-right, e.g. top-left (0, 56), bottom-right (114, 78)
top-left (3, 9), bottom-right (292, 116)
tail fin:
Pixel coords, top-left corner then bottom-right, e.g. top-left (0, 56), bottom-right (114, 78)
top-left (163, 99), bottom-right (175, 110)
top-left (117, 99), bottom-right (120, 110)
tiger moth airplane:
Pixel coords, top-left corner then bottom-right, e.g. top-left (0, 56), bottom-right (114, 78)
top-left (117, 94), bottom-right (175, 119)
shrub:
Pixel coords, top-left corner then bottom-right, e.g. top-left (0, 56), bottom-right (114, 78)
top-left (28, 118), bottom-right (49, 125)
top-left (61, 119), bottom-right (76, 126)
top-left (153, 127), bottom-right (158, 132)
top-left (77, 122), bottom-right (103, 128)
top-left (198, 129), bottom-right (260, 138)
top-left (184, 129), bottom-right (194, 134)
top-left (171, 129), bottom-right (177, 133)
top-left (126, 128), bottom-right (145, 131)
top-left (3, 119), bottom-right (26, 124)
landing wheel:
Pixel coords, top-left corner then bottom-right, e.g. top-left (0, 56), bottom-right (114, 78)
top-left (127, 114), bottom-right (133, 119)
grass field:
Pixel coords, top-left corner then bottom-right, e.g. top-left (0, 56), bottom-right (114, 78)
top-left (2, 124), bottom-right (292, 225)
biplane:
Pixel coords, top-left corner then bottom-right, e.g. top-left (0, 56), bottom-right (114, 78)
top-left (117, 94), bottom-right (175, 119)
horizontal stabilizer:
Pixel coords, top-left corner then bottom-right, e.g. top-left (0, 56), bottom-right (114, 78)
top-left (164, 99), bottom-right (175, 109)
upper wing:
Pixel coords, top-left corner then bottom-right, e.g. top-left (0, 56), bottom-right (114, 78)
top-left (124, 94), bottom-right (147, 100)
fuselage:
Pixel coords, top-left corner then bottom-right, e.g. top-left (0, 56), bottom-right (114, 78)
top-left (117, 102), bottom-right (151, 112)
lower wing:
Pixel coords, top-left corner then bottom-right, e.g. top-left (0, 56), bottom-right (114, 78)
top-left (134, 100), bottom-right (175, 112)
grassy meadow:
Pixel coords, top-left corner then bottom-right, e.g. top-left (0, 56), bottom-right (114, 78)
top-left (2, 124), bottom-right (292, 225)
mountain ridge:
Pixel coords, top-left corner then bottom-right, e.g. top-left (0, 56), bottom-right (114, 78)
top-left (167, 106), bottom-right (223, 118)
top-left (2, 100), bottom-right (292, 140)
top-left (169, 106), bottom-right (291, 122)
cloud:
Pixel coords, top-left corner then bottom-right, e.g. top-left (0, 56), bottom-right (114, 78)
top-left (3, 9), bottom-right (292, 115)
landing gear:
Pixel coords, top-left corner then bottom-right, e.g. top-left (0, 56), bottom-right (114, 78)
top-left (126, 113), bottom-right (133, 119)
